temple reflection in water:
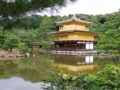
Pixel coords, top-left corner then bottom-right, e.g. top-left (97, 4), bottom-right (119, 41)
top-left (51, 54), bottom-right (97, 75)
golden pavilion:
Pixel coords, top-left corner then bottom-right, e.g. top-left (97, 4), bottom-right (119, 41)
top-left (50, 16), bottom-right (99, 54)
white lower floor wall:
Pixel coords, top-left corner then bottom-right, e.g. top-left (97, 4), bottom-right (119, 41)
top-left (86, 42), bottom-right (90, 49)
top-left (90, 42), bottom-right (94, 49)
top-left (85, 42), bottom-right (94, 49)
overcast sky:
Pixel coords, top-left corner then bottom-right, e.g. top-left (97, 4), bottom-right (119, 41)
top-left (40, 0), bottom-right (120, 16)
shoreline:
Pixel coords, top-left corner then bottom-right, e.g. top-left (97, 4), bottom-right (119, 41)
top-left (0, 50), bottom-right (24, 60)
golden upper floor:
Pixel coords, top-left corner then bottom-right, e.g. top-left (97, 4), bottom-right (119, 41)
top-left (56, 16), bottom-right (92, 31)
top-left (59, 24), bottom-right (89, 31)
top-left (51, 30), bottom-right (98, 41)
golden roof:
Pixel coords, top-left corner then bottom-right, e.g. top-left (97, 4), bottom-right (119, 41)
top-left (56, 16), bottom-right (92, 25)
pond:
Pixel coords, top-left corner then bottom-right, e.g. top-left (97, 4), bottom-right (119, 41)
top-left (0, 54), bottom-right (119, 90)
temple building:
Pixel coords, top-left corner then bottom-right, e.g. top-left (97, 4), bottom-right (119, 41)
top-left (50, 16), bottom-right (99, 54)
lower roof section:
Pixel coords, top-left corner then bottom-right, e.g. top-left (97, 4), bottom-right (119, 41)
top-left (49, 30), bottom-right (100, 35)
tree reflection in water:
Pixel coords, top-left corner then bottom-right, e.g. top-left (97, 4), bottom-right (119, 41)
top-left (0, 54), bottom-right (51, 82)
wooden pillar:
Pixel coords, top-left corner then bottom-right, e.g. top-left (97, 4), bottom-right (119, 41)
top-left (76, 42), bottom-right (78, 51)
top-left (54, 44), bottom-right (56, 48)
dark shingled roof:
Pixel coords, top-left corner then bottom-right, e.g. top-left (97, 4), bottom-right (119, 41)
top-left (56, 16), bottom-right (92, 25)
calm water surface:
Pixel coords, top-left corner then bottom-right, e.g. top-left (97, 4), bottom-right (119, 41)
top-left (0, 77), bottom-right (44, 90)
top-left (0, 54), bottom-right (119, 90)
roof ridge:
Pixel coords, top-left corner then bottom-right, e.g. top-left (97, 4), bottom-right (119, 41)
top-left (56, 16), bottom-right (92, 25)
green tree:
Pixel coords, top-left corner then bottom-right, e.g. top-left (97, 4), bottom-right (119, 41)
top-left (11, 28), bottom-right (37, 51)
top-left (37, 16), bottom-right (55, 41)
top-left (18, 43), bottom-right (29, 53)
top-left (96, 29), bottom-right (120, 53)
top-left (0, 0), bottom-right (77, 31)
top-left (15, 15), bottom-right (43, 29)
top-left (0, 0), bottom-right (77, 17)
top-left (0, 30), bottom-right (6, 48)
top-left (3, 34), bottom-right (20, 52)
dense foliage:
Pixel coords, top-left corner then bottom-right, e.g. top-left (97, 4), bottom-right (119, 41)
top-left (44, 65), bottom-right (120, 90)
top-left (3, 34), bottom-right (20, 52)
top-left (0, 6), bottom-right (120, 53)
top-left (0, 0), bottom-right (77, 32)
top-left (0, 0), bottom-right (77, 17)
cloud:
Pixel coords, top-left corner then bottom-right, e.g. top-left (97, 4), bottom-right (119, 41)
top-left (56, 0), bottom-right (120, 16)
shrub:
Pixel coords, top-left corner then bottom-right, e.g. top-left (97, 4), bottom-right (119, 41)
top-left (18, 43), bottom-right (30, 53)
top-left (44, 65), bottom-right (120, 90)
